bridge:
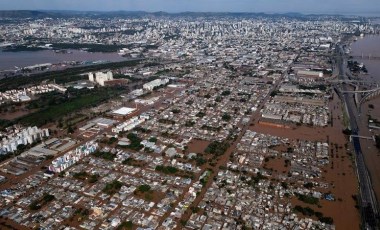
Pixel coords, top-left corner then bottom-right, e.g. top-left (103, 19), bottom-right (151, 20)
top-left (339, 87), bottom-right (380, 107)
top-left (360, 88), bottom-right (380, 104)
top-left (327, 79), bottom-right (367, 84)
top-left (341, 87), bottom-right (380, 94)
top-left (350, 135), bottom-right (376, 142)
top-left (351, 55), bottom-right (380, 61)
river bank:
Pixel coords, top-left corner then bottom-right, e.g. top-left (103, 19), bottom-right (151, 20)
top-left (0, 49), bottom-right (126, 71)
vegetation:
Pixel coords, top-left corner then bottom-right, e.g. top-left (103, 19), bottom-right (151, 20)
top-left (281, 182), bottom-right (288, 189)
top-left (0, 59), bottom-right (141, 91)
top-left (93, 151), bottom-right (115, 161)
top-left (17, 87), bottom-right (125, 127)
top-left (134, 184), bottom-right (157, 201)
top-left (191, 206), bottom-right (201, 213)
top-left (3, 45), bottom-right (46, 52)
top-left (108, 137), bottom-right (118, 145)
top-left (200, 170), bottom-right (212, 186)
top-left (303, 182), bottom-right (314, 189)
top-left (222, 113), bottom-right (231, 121)
top-left (244, 172), bottom-right (267, 187)
top-left (73, 171), bottom-right (99, 183)
top-left (205, 141), bottom-right (230, 156)
top-left (342, 128), bottom-right (352, 136)
top-left (126, 133), bottom-right (143, 151)
top-left (294, 205), bottom-right (316, 216)
top-left (103, 180), bottom-right (123, 195)
top-left (185, 120), bottom-right (195, 127)
top-left (137, 184), bottom-right (151, 193)
top-left (294, 205), bottom-right (333, 224)
top-left (72, 208), bottom-right (90, 221)
top-left (201, 125), bottom-right (221, 132)
top-left (376, 136), bottom-right (380, 150)
top-left (148, 137), bottom-right (157, 143)
top-left (73, 171), bottom-right (89, 180)
top-left (192, 155), bottom-right (206, 166)
top-left (295, 193), bottom-right (319, 205)
top-left (215, 96), bottom-right (222, 102)
top-left (155, 165), bottom-right (178, 174)
top-left (221, 90), bottom-right (231, 96)
top-left (196, 111), bottom-right (206, 118)
top-left (270, 90), bottom-right (279, 97)
top-left (171, 108), bottom-right (181, 114)
top-left (158, 118), bottom-right (176, 125)
top-left (52, 43), bottom-right (127, 52)
top-left (88, 174), bottom-right (100, 183)
top-left (117, 221), bottom-right (133, 230)
top-left (155, 165), bottom-right (194, 178)
top-left (29, 193), bottom-right (55, 210)
top-left (122, 157), bottom-right (147, 167)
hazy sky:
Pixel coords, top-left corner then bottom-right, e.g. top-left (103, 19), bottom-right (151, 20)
top-left (1, 0), bottom-right (380, 15)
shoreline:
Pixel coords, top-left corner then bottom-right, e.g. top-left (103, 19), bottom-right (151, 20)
top-left (0, 48), bottom-right (127, 73)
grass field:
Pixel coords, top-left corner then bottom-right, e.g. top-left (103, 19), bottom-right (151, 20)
top-left (0, 59), bottom-right (142, 91)
top-left (17, 87), bottom-right (124, 126)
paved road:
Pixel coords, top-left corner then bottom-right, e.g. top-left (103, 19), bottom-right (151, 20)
top-left (336, 44), bottom-right (379, 229)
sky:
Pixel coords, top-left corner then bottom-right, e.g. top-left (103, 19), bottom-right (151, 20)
top-left (0, 0), bottom-right (380, 15)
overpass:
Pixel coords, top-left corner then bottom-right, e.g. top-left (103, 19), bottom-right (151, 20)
top-left (340, 87), bottom-right (380, 106)
top-left (351, 55), bottom-right (380, 61)
top-left (327, 79), bottom-right (367, 84)
top-left (336, 44), bottom-right (379, 229)
top-left (360, 88), bottom-right (380, 104)
top-left (341, 87), bottom-right (380, 94)
top-left (349, 135), bottom-right (376, 142)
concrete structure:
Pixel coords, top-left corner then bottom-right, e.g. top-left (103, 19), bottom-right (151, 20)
top-left (49, 141), bottom-right (98, 173)
top-left (0, 126), bottom-right (49, 154)
top-left (88, 71), bottom-right (114, 86)
top-left (297, 70), bottom-right (323, 78)
top-left (143, 78), bottom-right (169, 91)
top-left (112, 107), bottom-right (136, 116)
top-left (112, 115), bottom-right (150, 133)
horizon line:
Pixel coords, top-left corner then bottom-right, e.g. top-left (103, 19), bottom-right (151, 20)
top-left (0, 9), bottom-right (379, 17)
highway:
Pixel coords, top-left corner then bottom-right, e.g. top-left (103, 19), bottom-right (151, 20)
top-left (336, 44), bottom-right (379, 229)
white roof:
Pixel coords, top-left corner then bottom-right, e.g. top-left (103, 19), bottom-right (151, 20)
top-left (112, 107), bottom-right (136, 116)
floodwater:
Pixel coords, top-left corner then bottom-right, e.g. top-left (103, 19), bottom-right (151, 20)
top-left (350, 35), bottom-right (380, 84)
top-left (252, 92), bottom-right (360, 229)
top-left (351, 35), bottom-right (380, 207)
top-left (0, 49), bottom-right (126, 71)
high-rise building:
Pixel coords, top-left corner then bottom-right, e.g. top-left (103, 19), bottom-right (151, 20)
top-left (88, 71), bottom-right (114, 86)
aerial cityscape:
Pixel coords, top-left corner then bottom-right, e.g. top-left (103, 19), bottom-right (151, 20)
top-left (0, 1), bottom-right (380, 230)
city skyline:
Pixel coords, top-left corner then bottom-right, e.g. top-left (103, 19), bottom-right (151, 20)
top-left (0, 0), bottom-right (380, 15)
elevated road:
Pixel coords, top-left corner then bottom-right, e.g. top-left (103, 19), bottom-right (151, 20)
top-left (336, 44), bottom-right (379, 229)
top-left (341, 87), bottom-right (380, 94)
top-left (351, 55), bottom-right (380, 61)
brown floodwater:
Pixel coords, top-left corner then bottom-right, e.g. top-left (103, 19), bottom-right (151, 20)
top-left (351, 35), bottom-right (380, 84)
top-left (351, 35), bottom-right (380, 208)
top-left (253, 93), bottom-right (360, 229)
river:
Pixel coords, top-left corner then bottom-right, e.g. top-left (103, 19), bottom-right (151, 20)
top-left (0, 49), bottom-right (126, 71)
top-left (350, 35), bottom-right (380, 84)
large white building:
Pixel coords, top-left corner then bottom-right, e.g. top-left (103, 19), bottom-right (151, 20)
top-left (0, 126), bottom-right (49, 154)
top-left (88, 71), bottom-right (114, 86)
top-left (143, 78), bottom-right (169, 91)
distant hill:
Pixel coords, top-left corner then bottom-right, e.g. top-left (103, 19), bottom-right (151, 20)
top-left (0, 10), bottom-right (349, 19)
top-left (0, 10), bottom-right (54, 18)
